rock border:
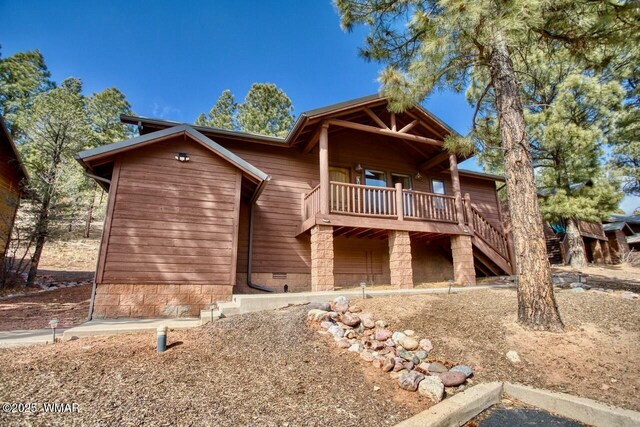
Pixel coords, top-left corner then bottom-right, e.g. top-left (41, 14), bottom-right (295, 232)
top-left (394, 382), bottom-right (640, 427)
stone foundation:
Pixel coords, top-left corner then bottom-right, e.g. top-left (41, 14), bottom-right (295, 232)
top-left (451, 235), bottom-right (476, 286)
top-left (92, 284), bottom-right (233, 318)
top-left (388, 230), bottom-right (413, 289)
top-left (311, 225), bottom-right (335, 291)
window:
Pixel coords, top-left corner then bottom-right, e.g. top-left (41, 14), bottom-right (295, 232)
top-left (330, 166), bottom-right (350, 183)
top-left (391, 173), bottom-right (412, 190)
top-left (432, 179), bottom-right (446, 209)
top-left (364, 169), bottom-right (387, 187)
top-left (330, 167), bottom-right (350, 211)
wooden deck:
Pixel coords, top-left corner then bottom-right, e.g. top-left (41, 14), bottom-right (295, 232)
top-left (299, 181), bottom-right (514, 275)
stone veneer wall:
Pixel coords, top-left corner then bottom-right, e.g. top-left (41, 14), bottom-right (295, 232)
top-left (310, 225), bottom-right (335, 291)
top-left (92, 284), bottom-right (233, 318)
top-left (388, 230), bottom-right (414, 289)
top-left (450, 235), bottom-right (476, 286)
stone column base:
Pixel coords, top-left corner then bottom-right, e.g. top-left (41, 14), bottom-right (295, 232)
top-left (311, 225), bottom-right (334, 291)
top-left (388, 230), bottom-right (413, 289)
top-left (451, 235), bottom-right (476, 286)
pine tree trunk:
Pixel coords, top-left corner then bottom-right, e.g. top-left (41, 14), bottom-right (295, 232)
top-left (26, 198), bottom-right (51, 287)
top-left (84, 184), bottom-right (97, 238)
top-left (488, 34), bottom-right (564, 331)
top-left (566, 219), bottom-right (587, 268)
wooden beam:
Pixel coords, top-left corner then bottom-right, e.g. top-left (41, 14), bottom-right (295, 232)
top-left (364, 107), bottom-right (389, 130)
top-left (327, 118), bottom-right (442, 146)
top-left (405, 110), bottom-right (446, 139)
top-left (390, 112), bottom-right (397, 131)
top-left (302, 125), bottom-right (323, 154)
top-left (319, 123), bottom-right (330, 215)
top-left (449, 153), bottom-right (466, 226)
top-left (398, 119), bottom-right (418, 134)
top-left (419, 151), bottom-right (450, 171)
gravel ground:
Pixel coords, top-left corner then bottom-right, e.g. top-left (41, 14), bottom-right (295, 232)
top-left (0, 306), bottom-right (420, 427)
top-left (0, 288), bottom-right (637, 426)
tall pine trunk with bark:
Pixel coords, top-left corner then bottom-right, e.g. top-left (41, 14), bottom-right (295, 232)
top-left (565, 218), bottom-right (587, 268)
top-left (488, 34), bottom-right (564, 331)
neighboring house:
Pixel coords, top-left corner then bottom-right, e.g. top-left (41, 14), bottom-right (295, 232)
top-left (544, 220), bottom-right (611, 265)
top-left (603, 214), bottom-right (640, 261)
top-left (77, 95), bottom-right (513, 318)
top-left (0, 116), bottom-right (28, 263)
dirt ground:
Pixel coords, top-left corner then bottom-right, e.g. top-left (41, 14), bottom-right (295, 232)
top-left (553, 263), bottom-right (640, 291)
top-left (0, 288), bottom-right (638, 426)
top-left (359, 288), bottom-right (640, 412)
top-left (0, 285), bottom-right (92, 331)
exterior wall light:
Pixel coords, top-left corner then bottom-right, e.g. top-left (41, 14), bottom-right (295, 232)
top-left (175, 152), bottom-right (190, 162)
top-left (355, 163), bottom-right (363, 172)
top-left (415, 172), bottom-right (423, 180)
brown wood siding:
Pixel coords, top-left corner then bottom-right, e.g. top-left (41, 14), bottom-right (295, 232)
top-left (99, 136), bottom-right (241, 285)
top-left (460, 176), bottom-right (502, 230)
top-left (0, 140), bottom-right (23, 258)
top-left (223, 129), bottom-right (502, 282)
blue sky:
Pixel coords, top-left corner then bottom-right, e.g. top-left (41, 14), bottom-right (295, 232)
top-left (1, 0), bottom-right (637, 213)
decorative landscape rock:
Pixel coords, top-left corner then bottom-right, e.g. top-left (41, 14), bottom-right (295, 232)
top-left (428, 362), bottom-right (448, 373)
top-left (362, 318), bottom-right (375, 329)
top-left (399, 336), bottom-right (419, 351)
top-left (308, 302), bottom-right (331, 311)
top-left (506, 350), bottom-right (521, 363)
top-left (306, 298), bottom-right (473, 407)
top-left (348, 342), bottom-right (363, 352)
top-left (450, 365), bottom-right (473, 378)
top-left (435, 371), bottom-right (467, 387)
top-left (415, 350), bottom-right (428, 360)
top-left (375, 329), bottom-right (393, 341)
top-left (419, 339), bottom-right (433, 352)
top-left (418, 376), bottom-right (444, 402)
top-left (375, 320), bottom-right (388, 328)
top-left (307, 309), bottom-right (329, 321)
top-left (341, 312), bottom-right (361, 327)
top-left (327, 325), bottom-right (344, 338)
top-left (335, 338), bottom-right (351, 349)
top-left (360, 351), bottom-right (375, 362)
top-left (398, 370), bottom-right (424, 392)
top-left (397, 348), bottom-right (414, 361)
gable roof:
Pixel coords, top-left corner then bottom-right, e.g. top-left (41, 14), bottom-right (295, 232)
top-left (0, 115), bottom-right (29, 182)
top-left (121, 94), bottom-right (458, 147)
top-left (603, 221), bottom-right (635, 234)
top-left (76, 124), bottom-right (270, 183)
top-left (607, 214), bottom-right (640, 225)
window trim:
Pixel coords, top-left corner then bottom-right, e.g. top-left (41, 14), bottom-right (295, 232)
top-left (391, 172), bottom-right (413, 190)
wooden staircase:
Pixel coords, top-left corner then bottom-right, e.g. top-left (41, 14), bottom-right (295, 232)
top-left (546, 235), bottom-right (564, 265)
top-left (466, 205), bottom-right (514, 275)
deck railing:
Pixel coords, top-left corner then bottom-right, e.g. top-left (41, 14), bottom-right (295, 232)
top-left (402, 189), bottom-right (458, 223)
top-left (330, 181), bottom-right (398, 217)
top-left (469, 205), bottom-right (509, 259)
top-left (302, 184), bottom-right (321, 221)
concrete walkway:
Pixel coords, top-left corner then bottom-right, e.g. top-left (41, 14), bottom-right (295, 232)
top-left (62, 317), bottom-right (202, 340)
top-left (0, 328), bottom-right (65, 348)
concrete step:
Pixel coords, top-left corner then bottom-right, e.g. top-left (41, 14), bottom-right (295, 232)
top-left (199, 308), bottom-right (221, 322)
top-left (217, 301), bottom-right (241, 317)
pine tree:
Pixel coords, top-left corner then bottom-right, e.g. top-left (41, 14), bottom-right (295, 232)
top-left (237, 83), bottom-right (294, 137)
top-left (17, 78), bottom-right (92, 285)
top-left (197, 89), bottom-right (237, 130)
top-left (0, 49), bottom-right (53, 137)
top-left (335, 0), bottom-right (639, 330)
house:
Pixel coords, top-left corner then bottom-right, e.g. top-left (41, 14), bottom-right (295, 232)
top-left (603, 214), bottom-right (640, 262)
top-left (76, 95), bottom-right (513, 318)
top-left (0, 116), bottom-right (28, 264)
top-left (544, 220), bottom-right (611, 265)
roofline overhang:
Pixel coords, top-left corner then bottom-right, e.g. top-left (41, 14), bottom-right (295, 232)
top-left (0, 115), bottom-right (29, 182)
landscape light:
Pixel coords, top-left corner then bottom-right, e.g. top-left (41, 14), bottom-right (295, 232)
top-left (360, 281), bottom-right (367, 299)
top-left (48, 319), bottom-right (58, 344)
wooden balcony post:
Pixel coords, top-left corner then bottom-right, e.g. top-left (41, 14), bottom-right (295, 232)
top-left (449, 153), bottom-right (466, 226)
top-left (464, 193), bottom-right (474, 233)
top-left (319, 122), bottom-right (330, 215)
top-left (395, 182), bottom-right (404, 221)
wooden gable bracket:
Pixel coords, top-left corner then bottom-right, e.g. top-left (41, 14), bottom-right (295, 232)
top-left (364, 107), bottom-right (390, 130)
top-left (326, 118), bottom-right (442, 147)
top-left (302, 125), bottom-right (324, 154)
